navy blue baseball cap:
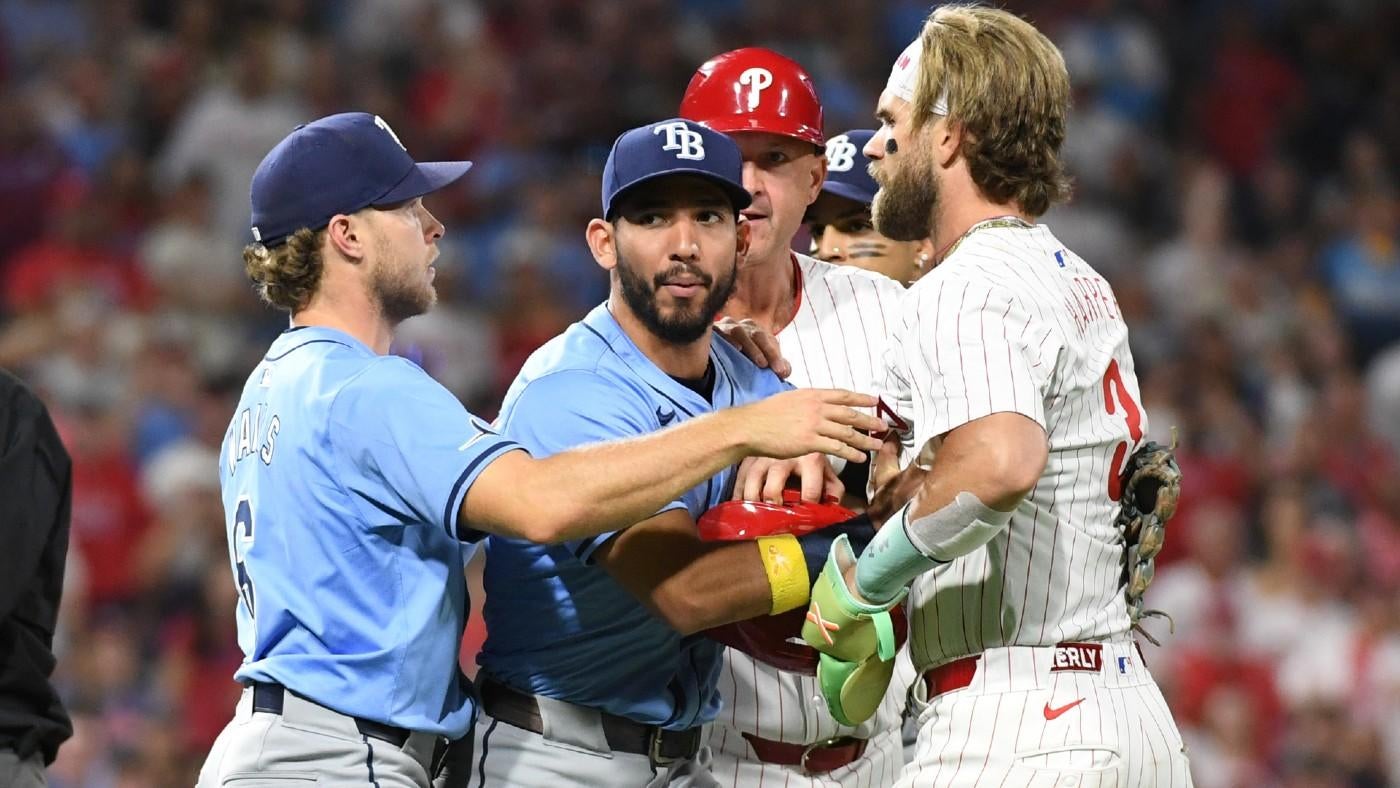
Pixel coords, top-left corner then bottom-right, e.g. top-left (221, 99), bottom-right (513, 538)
top-left (249, 112), bottom-right (472, 246)
top-left (820, 130), bottom-right (879, 205)
top-left (601, 118), bottom-right (751, 219)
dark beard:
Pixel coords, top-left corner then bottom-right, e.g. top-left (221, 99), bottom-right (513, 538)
top-left (872, 153), bottom-right (939, 242)
top-left (617, 250), bottom-right (738, 345)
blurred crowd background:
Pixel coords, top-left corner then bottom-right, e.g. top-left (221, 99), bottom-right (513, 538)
top-left (1, 0), bottom-right (1397, 785)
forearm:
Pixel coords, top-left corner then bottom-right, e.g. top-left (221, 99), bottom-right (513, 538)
top-left (654, 542), bottom-right (774, 634)
top-left (472, 409), bottom-right (750, 543)
top-left (852, 415), bottom-right (1045, 603)
top-left (599, 516), bottom-right (779, 635)
top-left (536, 409), bottom-right (750, 539)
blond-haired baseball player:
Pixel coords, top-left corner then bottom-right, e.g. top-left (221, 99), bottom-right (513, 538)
top-left (799, 6), bottom-right (1194, 786)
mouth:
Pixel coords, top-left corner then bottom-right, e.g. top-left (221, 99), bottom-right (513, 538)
top-left (740, 210), bottom-right (769, 224)
top-left (658, 272), bottom-right (710, 298)
top-left (660, 277), bottom-right (707, 298)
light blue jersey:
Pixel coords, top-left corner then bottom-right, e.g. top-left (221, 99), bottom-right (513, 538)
top-left (220, 326), bottom-right (522, 738)
top-left (479, 303), bottom-right (789, 730)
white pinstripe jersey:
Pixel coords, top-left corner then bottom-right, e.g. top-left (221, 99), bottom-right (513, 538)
top-left (716, 252), bottom-right (912, 747)
top-left (881, 222), bottom-right (1145, 671)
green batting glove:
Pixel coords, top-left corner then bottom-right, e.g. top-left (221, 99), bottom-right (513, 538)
top-left (800, 534), bottom-right (907, 726)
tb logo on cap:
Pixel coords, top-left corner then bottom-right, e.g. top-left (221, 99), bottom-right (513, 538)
top-left (653, 121), bottom-right (706, 161)
top-left (826, 134), bottom-right (858, 173)
top-left (738, 67), bottom-right (773, 111)
top-left (374, 115), bottom-right (406, 151)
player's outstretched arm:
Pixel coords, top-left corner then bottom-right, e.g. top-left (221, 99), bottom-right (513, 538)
top-left (850, 411), bottom-right (1047, 605)
top-left (461, 388), bottom-right (884, 544)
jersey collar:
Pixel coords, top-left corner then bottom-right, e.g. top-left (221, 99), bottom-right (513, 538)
top-left (582, 303), bottom-right (723, 417)
top-left (264, 324), bottom-right (373, 361)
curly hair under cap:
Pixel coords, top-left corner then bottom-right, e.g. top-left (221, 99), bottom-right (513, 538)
top-left (242, 227), bottom-right (325, 313)
top-left (911, 4), bottom-right (1073, 217)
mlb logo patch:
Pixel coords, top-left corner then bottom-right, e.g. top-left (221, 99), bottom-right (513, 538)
top-left (1118, 656), bottom-right (1131, 674)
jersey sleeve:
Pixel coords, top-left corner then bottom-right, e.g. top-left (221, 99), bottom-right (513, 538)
top-left (497, 369), bottom-right (685, 563)
top-left (909, 275), bottom-right (1059, 438)
top-left (329, 358), bottom-right (524, 541)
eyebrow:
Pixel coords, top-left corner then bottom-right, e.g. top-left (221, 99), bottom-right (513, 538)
top-left (875, 109), bottom-right (895, 124)
top-left (623, 196), bottom-right (731, 213)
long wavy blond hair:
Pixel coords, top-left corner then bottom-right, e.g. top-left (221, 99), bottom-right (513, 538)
top-left (910, 4), bottom-right (1072, 217)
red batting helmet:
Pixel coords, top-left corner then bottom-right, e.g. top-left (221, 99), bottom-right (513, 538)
top-left (697, 490), bottom-right (908, 674)
top-left (679, 47), bottom-right (824, 147)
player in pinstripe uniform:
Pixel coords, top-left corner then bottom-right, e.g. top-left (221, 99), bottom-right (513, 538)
top-left (802, 7), bottom-right (1193, 786)
top-left (679, 50), bottom-right (913, 787)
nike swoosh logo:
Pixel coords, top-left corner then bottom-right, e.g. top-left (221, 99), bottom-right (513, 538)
top-left (656, 407), bottom-right (676, 426)
top-left (1043, 698), bottom-right (1085, 720)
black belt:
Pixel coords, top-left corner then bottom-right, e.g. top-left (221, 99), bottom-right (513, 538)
top-left (478, 677), bottom-right (702, 765)
top-left (251, 682), bottom-right (415, 748)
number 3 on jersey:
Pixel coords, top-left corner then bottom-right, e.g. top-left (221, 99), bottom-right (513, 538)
top-left (232, 497), bottom-right (256, 618)
top-left (1102, 359), bottom-right (1143, 501)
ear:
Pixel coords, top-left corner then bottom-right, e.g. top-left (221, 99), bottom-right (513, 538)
top-left (585, 218), bottom-right (618, 272)
top-left (931, 119), bottom-right (963, 170)
top-left (806, 152), bottom-right (828, 206)
top-left (917, 236), bottom-right (936, 261)
top-left (325, 213), bottom-right (367, 262)
top-left (735, 214), bottom-right (752, 264)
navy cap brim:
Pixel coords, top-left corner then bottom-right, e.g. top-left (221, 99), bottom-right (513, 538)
top-left (607, 166), bottom-right (752, 218)
top-left (373, 160), bottom-right (474, 206)
top-left (821, 180), bottom-right (877, 206)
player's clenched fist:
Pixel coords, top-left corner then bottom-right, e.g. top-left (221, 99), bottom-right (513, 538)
top-left (727, 388), bottom-right (884, 464)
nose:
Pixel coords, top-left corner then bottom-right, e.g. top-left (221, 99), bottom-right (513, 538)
top-left (670, 216), bottom-right (701, 260)
top-left (421, 205), bottom-right (445, 242)
top-left (741, 160), bottom-right (762, 197)
top-left (817, 227), bottom-right (849, 263)
top-left (864, 129), bottom-right (887, 161)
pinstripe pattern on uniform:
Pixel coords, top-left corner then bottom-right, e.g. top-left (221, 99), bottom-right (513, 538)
top-left (876, 224), bottom-right (1189, 786)
top-left (895, 643), bottom-right (1189, 786)
top-left (882, 226), bottom-right (1141, 671)
top-left (712, 253), bottom-right (911, 786)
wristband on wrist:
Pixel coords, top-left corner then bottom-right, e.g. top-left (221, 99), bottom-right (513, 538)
top-left (756, 534), bottom-right (809, 614)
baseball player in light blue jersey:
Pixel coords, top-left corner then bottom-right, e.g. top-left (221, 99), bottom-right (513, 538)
top-left (464, 119), bottom-right (884, 788)
top-left (197, 112), bottom-right (885, 788)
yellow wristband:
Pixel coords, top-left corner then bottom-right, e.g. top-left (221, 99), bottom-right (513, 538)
top-left (756, 535), bottom-right (810, 614)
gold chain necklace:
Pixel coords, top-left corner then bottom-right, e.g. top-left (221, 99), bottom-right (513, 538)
top-left (934, 215), bottom-right (1033, 263)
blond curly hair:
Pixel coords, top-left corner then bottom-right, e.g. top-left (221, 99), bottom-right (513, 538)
top-left (241, 228), bottom-right (325, 313)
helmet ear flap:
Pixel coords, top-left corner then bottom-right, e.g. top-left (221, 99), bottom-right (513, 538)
top-left (679, 47), bottom-right (825, 148)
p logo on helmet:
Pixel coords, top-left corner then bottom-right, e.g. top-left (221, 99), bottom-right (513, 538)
top-left (679, 47), bottom-right (824, 148)
top-left (738, 67), bottom-right (773, 110)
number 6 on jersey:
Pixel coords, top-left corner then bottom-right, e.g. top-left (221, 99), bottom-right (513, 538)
top-left (232, 497), bottom-right (256, 618)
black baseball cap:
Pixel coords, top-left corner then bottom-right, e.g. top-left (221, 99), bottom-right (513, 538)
top-left (249, 112), bottom-right (472, 247)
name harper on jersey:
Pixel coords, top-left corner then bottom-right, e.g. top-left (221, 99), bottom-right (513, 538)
top-left (1064, 273), bottom-right (1121, 334)
top-left (225, 403), bottom-right (280, 476)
